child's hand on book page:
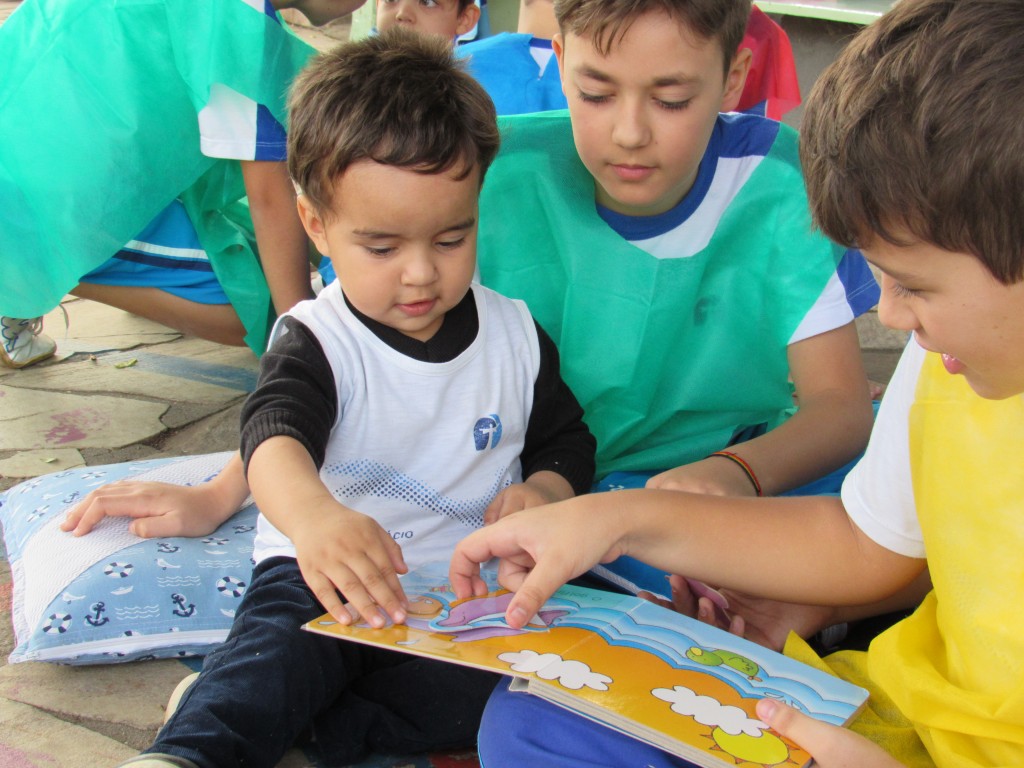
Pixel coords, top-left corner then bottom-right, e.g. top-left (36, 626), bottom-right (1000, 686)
top-left (450, 499), bottom-right (626, 628)
top-left (483, 470), bottom-right (575, 524)
top-left (641, 574), bottom-right (837, 652)
top-left (639, 574), bottom-right (744, 636)
top-left (290, 504), bottom-right (409, 629)
top-left (756, 699), bottom-right (903, 767)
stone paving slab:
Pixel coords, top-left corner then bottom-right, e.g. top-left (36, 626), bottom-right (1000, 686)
top-left (0, 449), bottom-right (87, 480)
top-left (9, 340), bottom-right (256, 406)
top-left (0, 658), bottom-right (192, 737)
top-left (0, 387), bottom-right (169, 452)
top-left (0, 697), bottom-right (138, 766)
top-left (0, 299), bottom-right (182, 378)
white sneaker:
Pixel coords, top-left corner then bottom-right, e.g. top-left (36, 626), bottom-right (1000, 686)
top-left (116, 755), bottom-right (200, 768)
top-left (0, 316), bottom-right (56, 368)
top-left (163, 671), bottom-right (200, 724)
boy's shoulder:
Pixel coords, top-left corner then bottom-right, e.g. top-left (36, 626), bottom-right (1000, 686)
top-left (711, 112), bottom-right (794, 163)
top-left (457, 32), bottom-right (531, 58)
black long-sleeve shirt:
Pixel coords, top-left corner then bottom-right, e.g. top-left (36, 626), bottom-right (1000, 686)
top-left (241, 290), bottom-right (595, 495)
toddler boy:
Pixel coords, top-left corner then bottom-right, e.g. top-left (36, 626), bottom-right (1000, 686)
top-left (119, 28), bottom-right (594, 768)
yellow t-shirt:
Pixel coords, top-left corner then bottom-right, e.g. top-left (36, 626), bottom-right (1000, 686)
top-left (788, 350), bottom-right (1024, 767)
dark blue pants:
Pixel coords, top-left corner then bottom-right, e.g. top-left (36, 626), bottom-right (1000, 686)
top-left (150, 557), bottom-right (499, 768)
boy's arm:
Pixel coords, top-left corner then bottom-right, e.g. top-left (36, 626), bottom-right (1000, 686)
top-left (452, 490), bottom-right (924, 629)
top-left (241, 160), bottom-right (315, 316)
top-left (484, 322), bottom-right (596, 522)
top-left (649, 322), bottom-right (874, 496)
top-left (240, 316), bottom-right (408, 626)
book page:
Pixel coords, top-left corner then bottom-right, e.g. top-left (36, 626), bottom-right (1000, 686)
top-left (303, 564), bottom-right (868, 768)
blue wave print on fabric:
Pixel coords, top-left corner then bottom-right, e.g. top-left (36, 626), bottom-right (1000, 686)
top-left (323, 460), bottom-right (508, 527)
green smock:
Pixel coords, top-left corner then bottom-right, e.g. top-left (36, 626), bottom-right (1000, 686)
top-left (0, 0), bottom-right (314, 352)
top-left (478, 112), bottom-right (843, 478)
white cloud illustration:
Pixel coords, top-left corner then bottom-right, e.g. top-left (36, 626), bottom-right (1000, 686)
top-left (499, 650), bottom-right (612, 691)
top-left (652, 686), bottom-right (767, 736)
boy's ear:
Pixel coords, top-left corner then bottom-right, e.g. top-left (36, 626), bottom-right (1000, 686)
top-left (296, 194), bottom-right (330, 255)
top-left (552, 33), bottom-right (566, 95)
top-left (456, 2), bottom-right (480, 36)
top-left (720, 46), bottom-right (752, 113)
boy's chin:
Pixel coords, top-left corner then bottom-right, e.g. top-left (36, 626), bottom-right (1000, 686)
top-left (961, 372), bottom-right (1024, 401)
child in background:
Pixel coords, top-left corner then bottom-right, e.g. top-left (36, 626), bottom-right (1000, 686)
top-left (457, 0), bottom-right (566, 114)
top-left (457, 0), bottom-right (800, 118)
top-left (473, 0), bottom-right (877, 594)
top-left (376, 0), bottom-right (480, 40)
top-left (117, 29), bottom-right (594, 768)
top-left (0, 0), bottom-right (360, 367)
top-left (450, 0), bottom-right (1024, 764)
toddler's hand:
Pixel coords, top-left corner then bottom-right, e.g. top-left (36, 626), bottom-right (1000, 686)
top-left (483, 470), bottom-right (573, 524)
top-left (639, 574), bottom-right (837, 652)
top-left (61, 480), bottom-right (234, 539)
top-left (290, 504), bottom-right (408, 628)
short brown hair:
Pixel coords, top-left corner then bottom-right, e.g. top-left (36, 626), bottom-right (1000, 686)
top-left (287, 28), bottom-right (499, 216)
top-left (553, 0), bottom-right (751, 75)
top-left (801, 0), bottom-right (1024, 284)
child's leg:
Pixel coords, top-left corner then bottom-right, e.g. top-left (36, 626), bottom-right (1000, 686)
top-left (70, 283), bottom-right (246, 346)
top-left (477, 678), bottom-right (695, 768)
top-left (309, 657), bottom-right (500, 763)
top-left (147, 557), bottom-right (376, 768)
top-left (75, 199), bottom-right (247, 346)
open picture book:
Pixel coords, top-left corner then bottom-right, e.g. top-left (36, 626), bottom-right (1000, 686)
top-left (303, 564), bottom-right (868, 768)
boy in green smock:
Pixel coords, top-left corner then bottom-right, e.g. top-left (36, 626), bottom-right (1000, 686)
top-left (473, 0), bottom-right (879, 594)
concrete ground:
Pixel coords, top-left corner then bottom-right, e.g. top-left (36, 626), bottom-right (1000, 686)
top-left (0, 1), bottom-right (907, 765)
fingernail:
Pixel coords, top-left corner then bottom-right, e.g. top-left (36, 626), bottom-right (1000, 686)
top-left (756, 699), bottom-right (778, 722)
top-left (508, 606), bottom-right (528, 628)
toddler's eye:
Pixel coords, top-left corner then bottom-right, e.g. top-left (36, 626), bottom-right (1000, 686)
top-left (656, 98), bottom-right (691, 111)
top-left (437, 237), bottom-right (466, 250)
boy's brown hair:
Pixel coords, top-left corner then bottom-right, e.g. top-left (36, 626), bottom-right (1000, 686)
top-left (552, 0), bottom-right (751, 75)
top-left (801, 0), bottom-right (1024, 284)
top-left (287, 28), bottom-right (499, 216)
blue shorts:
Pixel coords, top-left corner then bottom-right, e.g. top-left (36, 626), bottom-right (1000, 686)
top-left (478, 677), bottom-right (699, 768)
top-left (81, 200), bottom-right (229, 305)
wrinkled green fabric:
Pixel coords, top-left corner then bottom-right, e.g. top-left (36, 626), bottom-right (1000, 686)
top-left (478, 112), bottom-right (842, 477)
top-left (0, 0), bottom-right (314, 352)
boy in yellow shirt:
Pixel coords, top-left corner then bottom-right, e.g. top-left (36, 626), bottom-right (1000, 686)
top-left (449, 0), bottom-right (1024, 764)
